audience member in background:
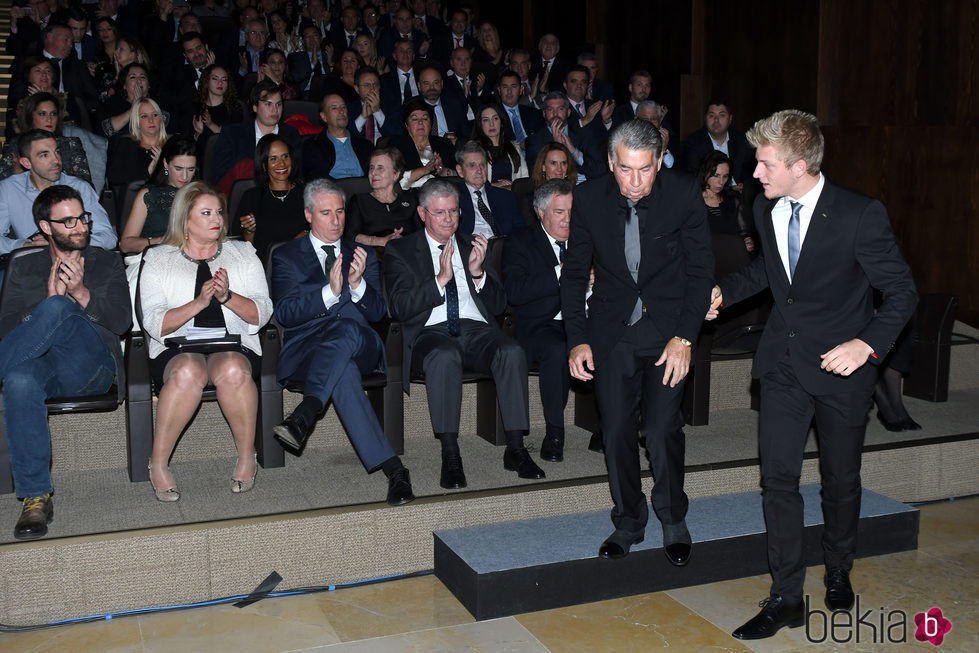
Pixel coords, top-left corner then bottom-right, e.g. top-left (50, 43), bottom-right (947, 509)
top-left (235, 134), bottom-right (307, 264)
top-left (327, 5), bottom-right (362, 54)
top-left (267, 10), bottom-right (301, 56)
top-left (503, 179), bottom-right (579, 462)
top-left (391, 98), bottom-right (457, 190)
top-left (384, 179), bottom-right (544, 490)
top-left (453, 140), bottom-right (522, 237)
top-left (380, 38), bottom-right (419, 108)
top-left (474, 22), bottom-right (507, 73)
top-left (577, 52), bottom-right (613, 102)
top-left (120, 137), bottom-right (198, 254)
top-left (106, 97), bottom-right (168, 195)
top-left (345, 147), bottom-right (420, 247)
top-left (874, 325), bottom-right (921, 432)
top-left (496, 70), bottom-right (544, 145)
top-left (352, 32), bottom-right (390, 76)
top-left (443, 47), bottom-right (490, 119)
top-left (302, 94), bottom-right (373, 182)
top-left (507, 49), bottom-right (539, 108)
top-left (0, 184), bottom-right (130, 541)
top-left (348, 66), bottom-right (392, 143)
top-left (430, 9), bottom-right (474, 65)
top-left (93, 36), bottom-right (149, 105)
top-left (251, 48), bottom-right (300, 100)
top-left (5, 57), bottom-right (61, 139)
top-left (520, 142), bottom-right (577, 224)
top-left (468, 104), bottom-right (528, 187)
top-left (679, 100), bottom-right (755, 190)
top-left (0, 93), bottom-right (93, 189)
top-left (0, 129), bottom-right (117, 255)
top-left (326, 48), bottom-right (366, 103)
top-left (531, 33), bottom-right (569, 96)
top-left (288, 24), bottom-right (329, 98)
top-left (238, 17), bottom-right (270, 77)
top-left (192, 64), bottom-right (243, 155)
top-left (563, 65), bottom-right (614, 135)
top-left (210, 80), bottom-right (303, 185)
top-left (7, 0), bottom-right (54, 59)
top-left (417, 64), bottom-right (470, 139)
top-left (270, 179), bottom-right (415, 506)
top-left (697, 151), bottom-right (754, 252)
top-left (96, 62), bottom-right (164, 138)
top-left (139, 182), bottom-right (272, 501)
top-left (525, 91), bottom-right (604, 181)
top-left (93, 16), bottom-right (121, 65)
top-left (635, 100), bottom-right (675, 168)
top-left (611, 69), bottom-right (652, 127)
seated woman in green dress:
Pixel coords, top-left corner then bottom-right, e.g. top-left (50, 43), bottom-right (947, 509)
top-left (120, 137), bottom-right (198, 254)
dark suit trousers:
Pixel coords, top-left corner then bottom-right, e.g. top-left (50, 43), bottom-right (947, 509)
top-left (288, 318), bottom-right (395, 472)
top-left (595, 319), bottom-right (688, 536)
top-left (520, 320), bottom-right (570, 428)
top-left (411, 318), bottom-right (529, 434)
top-left (759, 352), bottom-right (873, 600)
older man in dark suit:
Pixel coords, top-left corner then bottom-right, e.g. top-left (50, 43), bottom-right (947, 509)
top-left (502, 179), bottom-right (577, 462)
top-left (453, 141), bottom-right (522, 238)
top-left (562, 120), bottom-right (714, 564)
top-left (711, 110), bottom-right (917, 640)
top-left (384, 179), bottom-right (544, 490)
top-left (271, 179), bottom-right (414, 506)
top-left (526, 92), bottom-right (605, 181)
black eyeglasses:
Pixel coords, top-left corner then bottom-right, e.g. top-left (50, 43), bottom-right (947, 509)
top-left (44, 212), bottom-right (92, 228)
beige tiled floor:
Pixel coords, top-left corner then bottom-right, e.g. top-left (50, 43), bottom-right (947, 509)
top-left (1, 497), bottom-right (976, 652)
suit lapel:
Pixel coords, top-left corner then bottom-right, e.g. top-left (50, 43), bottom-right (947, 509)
top-left (794, 182), bottom-right (835, 282)
top-left (758, 197), bottom-right (790, 286)
top-left (534, 222), bottom-right (560, 267)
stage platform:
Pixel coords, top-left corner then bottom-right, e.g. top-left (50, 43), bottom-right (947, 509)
top-left (433, 485), bottom-right (919, 620)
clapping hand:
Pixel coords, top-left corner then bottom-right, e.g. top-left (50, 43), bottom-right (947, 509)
top-left (468, 234), bottom-right (487, 279)
top-left (347, 246), bottom-right (367, 290)
top-left (212, 267), bottom-right (230, 303)
top-left (436, 238), bottom-right (454, 288)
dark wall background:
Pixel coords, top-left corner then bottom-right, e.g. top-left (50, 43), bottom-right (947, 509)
top-left (476, 0), bottom-right (978, 324)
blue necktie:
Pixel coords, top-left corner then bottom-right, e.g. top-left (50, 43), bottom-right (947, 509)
top-left (508, 107), bottom-right (525, 142)
top-left (556, 240), bottom-right (566, 264)
top-left (788, 201), bottom-right (802, 280)
top-left (439, 245), bottom-right (460, 336)
top-left (402, 72), bottom-right (412, 100)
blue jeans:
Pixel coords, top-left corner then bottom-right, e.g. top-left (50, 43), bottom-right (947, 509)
top-left (1, 296), bottom-right (115, 497)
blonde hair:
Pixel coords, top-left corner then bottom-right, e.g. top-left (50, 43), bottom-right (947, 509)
top-left (128, 97), bottom-right (169, 144)
top-left (162, 181), bottom-right (228, 246)
top-left (746, 109), bottom-right (824, 175)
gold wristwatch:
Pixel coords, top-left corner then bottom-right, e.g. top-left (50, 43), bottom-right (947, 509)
top-left (674, 336), bottom-right (693, 347)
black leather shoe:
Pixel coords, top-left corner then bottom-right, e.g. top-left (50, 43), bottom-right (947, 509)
top-left (587, 431), bottom-right (604, 453)
top-left (14, 494), bottom-right (53, 540)
top-left (539, 431), bottom-right (564, 462)
top-left (386, 467), bottom-right (415, 506)
top-left (598, 531), bottom-right (644, 559)
top-left (504, 447), bottom-right (546, 479)
top-left (732, 595), bottom-right (804, 640)
top-left (824, 567), bottom-right (855, 612)
top-left (440, 453), bottom-right (467, 489)
top-left (662, 520), bottom-right (692, 566)
top-left (273, 411), bottom-right (315, 453)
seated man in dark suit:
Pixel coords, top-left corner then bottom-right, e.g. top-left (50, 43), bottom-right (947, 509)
top-left (497, 70), bottom-right (545, 145)
top-left (209, 80), bottom-right (303, 184)
top-left (526, 92), bottom-right (605, 181)
top-left (611, 69), bottom-right (652, 127)
top-left (65, 8), bottom-right (98, 63)
top-left (327, 5), bottom-right (362, 54)
top-left (502, 179), bottom-right (578, 462)
top-left (418, 64), bottom-right (470, 140)
top-left (564, 64), bottom-right (614, 137)
top-left (442, 47), bottom-right (491, 120)
top-left (163, 31), bottom-right (217, 135)
top-left (531, 33), bottom-right (570, 97)
top-left (454, 141), bottom-right (522, 237)
top-left (429, 9), bottom-right (475, 65)
top-left (271, 179), bottom-right (414, 506)
top-left (303, 94), bottom-right (374, 181)
top-left (384, 179), bottom-right (544, 489)
top-left (288, 25), bottom-right (330, 98)
top-left (679, 100), bottom-right (755, 187)
top-left (379, 7), bottom-right (430, 61)
top-left (236, 17), bottom-right (268, 78)
top-left (577, 52), bottom-right (614, 102)
top-left (347, 66), bottom-right (394, 143)
top-left (379, 37), bottom-right (420, 117)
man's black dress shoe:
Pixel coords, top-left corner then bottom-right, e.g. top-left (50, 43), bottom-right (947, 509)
top-left (273, 411), bottom-right (314, 453)
top-left (539, 432), bottom-right (564, 462)
top-left (587, 431), bottom-right (604, 453)
top-left (14, 494), bottom-right (53, 540)
top-left (824, 567), bottom-right (855, 612)
top-left (598, 531), bottom-right (644, 559)
top-left (503, 447), bottom-right (546, 479)
top-left (386, 467), bottom-right (415, 506)
top-left (732, 595), bottom-right (804, 640)
top-left (664, 542), bottom-right (691, 566)
top-left (662, 520), bottom-right (692, 566)
top-left (440, 453), bottom-right (467, 489)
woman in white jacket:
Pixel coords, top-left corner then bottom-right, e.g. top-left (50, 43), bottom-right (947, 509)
top-left (138, 181), bottom-right (272, 501)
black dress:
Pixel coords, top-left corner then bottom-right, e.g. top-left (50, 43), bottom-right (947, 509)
top-left (232, 183), bottom-right (308, 265)
top-left (344, 191), bottom-right (420, 240)
top-left (193, 101), bottom-right (244, 158)
top-left (106, 135), bottom-right (155, 189)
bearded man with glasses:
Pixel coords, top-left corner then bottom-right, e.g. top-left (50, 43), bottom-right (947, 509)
top-left (0, 184), bottom-right (130, 540)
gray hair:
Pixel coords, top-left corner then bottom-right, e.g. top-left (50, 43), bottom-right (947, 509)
top-left (532, 178), bottom-right (572, 218)
top-left (454, 139), bottom-right (489, 166)
top-left (542, 90), bottom-right (569, 107)
top-left (418, 178), bottom-right (459, 208)
top-left (576, 52), bottom-right (596, 65)
top-left (607, 119), bottom-right (663, 162)
top-left (303, 178), bottom-right (346, 212)
top-left (636, 100), bottom-right (662, 118)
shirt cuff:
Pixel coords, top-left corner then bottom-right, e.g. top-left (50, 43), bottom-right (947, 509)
top-left (663, 150), bottom-right (674, 168)
top-left (322, 285), bottom-right (340, 309)
top-left (349, 279), bottom-right (366, 303)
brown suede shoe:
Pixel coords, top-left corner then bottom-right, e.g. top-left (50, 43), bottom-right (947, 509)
top-left (14, 494), bottom-right (53, 540)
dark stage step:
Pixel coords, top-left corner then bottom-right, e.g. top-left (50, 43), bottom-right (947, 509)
top-left (434, 485), bottom-right (919, 620)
